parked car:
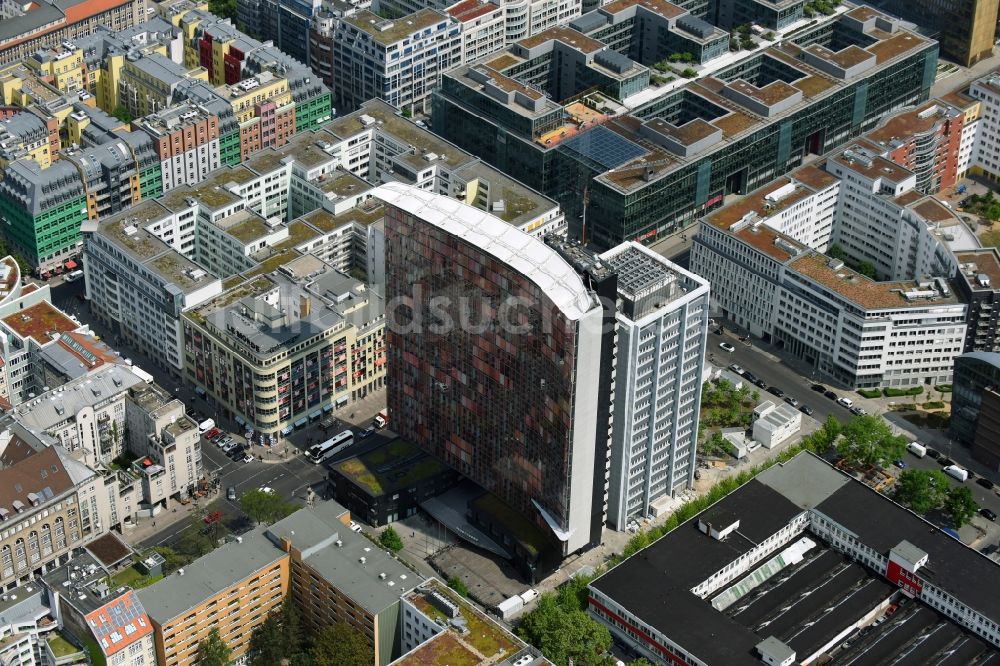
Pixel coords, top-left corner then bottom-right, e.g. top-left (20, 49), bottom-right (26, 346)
top-left (221, 440), bottom-right (237, 453)
top-left (849, 406), bottom-right (867, 416)
top-left (767, 386), bottom-right (784, 398)
top-left (227, 487), bottom-right (237, 501)
top-left (203, 428), bottom-right (220, 440)
top-left (359, 426), bottom-right (376, 439)
top-left (228, 445), bottom-right (246, 459)
top-left (203, 511), bottom-right (223, 525)
top-left (729, 364), bottom-right (745, 375)
top-left (976, 477), bottom-right (995, 490)
top-left (241, 453), bottom-right (254, 464)
top-left (349, 521), bottom-right (362, 533)
top-left (743, 371), bottom-right (759, 384)
top-left (784, 396), bottom-right (800, 408)
top-left (824, 390), bottom-right (838, 400)
top-left (211, 432), bottom-right (226, 443)
top-left (811, 383), bottom-right (826, 393)
top-left (893, 459), bottom-right (907, 469)
top-left (800, 405), bottom-right (814, 416)
top-left (753, 378), bottom-right (767, 389)
top-left (980, 508), bottom-right (997, 522)
top-left (938, 457), bottom-right (954, 467)
top-left (926, 448), bottom-right (941, 460)
top-left (259, 486), bottom-right (275, 494)
top-left (837, 397), bottom-right (854, 408)
top-left (719, 342), bottom-right (736, 353)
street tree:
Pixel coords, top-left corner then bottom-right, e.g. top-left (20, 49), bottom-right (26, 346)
top-left (379, 526), bottom-right (404, 553)
top-left (240, 489), bottom-right (298, 525)
top-left (945, 486), bottom-right (978, 528)
top-left (309, 623), bottom-right (373, 666)
top-left (894, 469), bottom-right (950, 514)
top-left (248, 601), bottom-right (307, 666)
top-left (198, 628), bottom-right (231, 666)
top-left (838, 415), bottom-right (907, 467)
top-left (517, 594), bottom-right (613, 666)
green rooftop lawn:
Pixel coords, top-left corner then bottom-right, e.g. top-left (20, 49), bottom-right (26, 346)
top-left (48, 634), bottom-right (83, 658)
top-left (110, 564), bottom-right (163, 590)
top-left (334, 440), bottom-right (446, 495)
top-left (397, 632), bottom-right (479, 666)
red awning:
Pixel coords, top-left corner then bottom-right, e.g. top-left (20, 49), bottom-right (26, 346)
top-left (64, 260), bottom-right (78, 270)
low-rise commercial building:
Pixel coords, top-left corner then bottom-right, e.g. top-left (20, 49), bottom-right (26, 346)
top-left (328, 438), bottom-right (459, 526)
top-left (751, 400), bottom-right (801, 448)
top-left (138, 526), bottom-right (290, 666)
top-left (589, 452), bottom-right (1000, 665)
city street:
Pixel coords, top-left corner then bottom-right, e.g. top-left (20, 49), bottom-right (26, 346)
top-left (708, 328), bottom-right (1000, 545)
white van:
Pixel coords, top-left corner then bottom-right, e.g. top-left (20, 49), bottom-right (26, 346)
top-left (907, 442), bottom-right (927, 458)
top-left (944, 465), bottom-right (969, 482)
top-left (198, 418), bottom-right (216, 433)
top-left (65, 270), bottom-right (84, 282)
top-left (837, 397), bottom-right (854, 408)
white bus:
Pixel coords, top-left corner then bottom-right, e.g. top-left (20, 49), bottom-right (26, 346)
top-left (307, 430), bottom-right (354, 464)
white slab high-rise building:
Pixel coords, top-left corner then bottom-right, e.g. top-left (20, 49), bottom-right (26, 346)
top-left (599, 242), bottom-right (709, 530)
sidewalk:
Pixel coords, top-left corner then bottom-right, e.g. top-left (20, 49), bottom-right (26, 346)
top-left (122, 490), bottom-right (219, 547)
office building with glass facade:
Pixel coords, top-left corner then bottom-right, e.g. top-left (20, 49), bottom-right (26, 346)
top-left (432, 7), bottom-right (938, 249)
top-left (951, 352), bottom-right (1000, 470)
top-left (376, 182), bottom-right (612, 565)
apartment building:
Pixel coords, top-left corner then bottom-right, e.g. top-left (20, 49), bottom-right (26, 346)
top-left (324, 99), bottom-right (567, 238)
top-left (315, 9), bottom-right (461, 115)
top-left (83, 197), bottom-right (224, 378)
top-left (433, 7), bottom-right (938, 249)
top-left (136, 103), bottom-right (221, 192)
top-left (12, 365), bottom-right (143, 470)
top-left (377, 182), bottom-right (612, 567)
top-left (266, 501), bottom-right (419, 666)
top-left (182, 255), bottom-right (386, 437)
top-left (0, 578), bottom-right (59, 666)
top-left (592, 241), bottom-right (709, 530)
top-left (0, 427), bottom-right (87, 593)
top-left (858, 99), bottom-right (967, 196)
top-left (691, 187), bottom-right (967, 389)
top-left (138, 527), bottom-right (290, 666)
top-left (374, 0), bottom-right (580, 43)
top-left (44, 554), bottom-right (157, 666)
top-left (0, 0), bottom-right (147, 67)
top-left (0, 111), bottom-right (56, 170)
top-left (0, 160), bottom-right (89, 275)
top-left (125, 382), bottom-right (202, 507)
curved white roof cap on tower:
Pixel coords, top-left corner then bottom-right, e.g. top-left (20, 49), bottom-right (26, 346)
top-left (374, 182), bottom-right (596, 320)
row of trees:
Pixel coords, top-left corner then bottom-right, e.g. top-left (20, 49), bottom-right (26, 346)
top-left (895, 469), bottom-right (979, 527)
top-left (197, 602), bottom-right (374, 666)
